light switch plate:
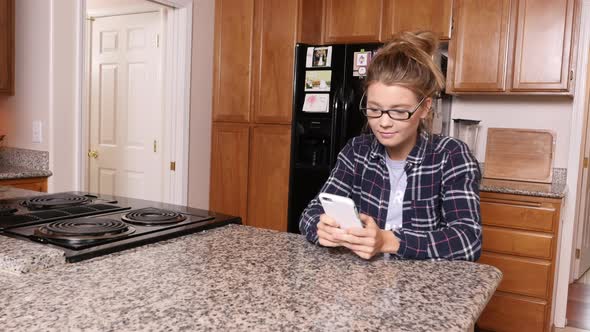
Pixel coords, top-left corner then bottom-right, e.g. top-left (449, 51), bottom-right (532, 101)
top-left (32, 121), bottom-right (42, 143)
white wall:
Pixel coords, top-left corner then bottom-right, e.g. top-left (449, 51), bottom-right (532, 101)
top-left (187, 0), bottom-right (215, 209)
top-left (87, 0), bottom-right (165, 17)
top-left (0, 0), bottom-right (51, 151)
top-left (49, 0), bottom-right (80, 192)
top-left (451, 95), bottom-right (573, 168)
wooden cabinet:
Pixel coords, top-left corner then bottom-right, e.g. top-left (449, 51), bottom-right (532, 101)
top-left (447, 0), bottom-right (579, 95)
top-left (0, 0), bottom-right (14, 95)
top-left (324, 0), bottom-right (383, 43)
top-left (209, 123), bottom-right (250, 223)
top-left (210, 0), bottom-right (320, 230)
top-left (212, 0), bottom-right (255, 123)
top-left (0, 177), bottom-right (48, 192)
top-left (252, 0), bottom-right (299, 124)
top-left (477, 192), bottom-right (562, 332)
top-left (382, 0), bottom-right (452, 41)
top-left (247, 125), bottom-right (291, 231)
top-left (447, 0), bottom-right (512, 92)
top-left (511, 0), bottom-right (575, 91)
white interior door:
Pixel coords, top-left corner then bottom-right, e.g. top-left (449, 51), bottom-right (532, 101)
top-left (575, 87), bottom-right (590, 279)
top-left (89, 12), bottom-right (163, 201)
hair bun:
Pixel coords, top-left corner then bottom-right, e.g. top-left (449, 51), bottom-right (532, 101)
top-left (384, 30), bottom-right (439, 57)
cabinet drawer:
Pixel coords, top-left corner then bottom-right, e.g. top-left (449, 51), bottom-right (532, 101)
top-left (479, 252), bottom-right (551, 299)
top-left (478, 292), bottom-right (546, 332)
top-left (481, 201), bottom-right (555, 232)
top-left (482, 226), bottom-right (553, 259)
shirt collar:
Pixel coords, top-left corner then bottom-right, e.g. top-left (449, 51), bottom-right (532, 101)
top-left (369, 130), bottom-right (430, 165)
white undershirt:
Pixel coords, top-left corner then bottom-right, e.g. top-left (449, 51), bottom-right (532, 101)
top-left (384, 154), bottom-right (407, 232)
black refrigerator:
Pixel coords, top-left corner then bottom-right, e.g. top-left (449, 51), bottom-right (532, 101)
top-left (286, 43), bottom-right (382, 233)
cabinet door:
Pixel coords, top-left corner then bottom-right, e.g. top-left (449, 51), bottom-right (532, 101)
top-left (209, 123), bottom-right (250, 224)
top-left (447, 0), bottom-right (511, 92)
top-left (0, 0), bottom-right (14, 95)
top-left (382, 0), bottom-right (452, 41)
top-left (511, 0), bottom-right (575, 91)
top-left (324, 0), bottom-right (383, 43)
top-left (247, 125), bottom-right (291, 231)
top-left (212, 0), bottom-right (254, 122)
top-left (251, 0), bottom-right (298, 124)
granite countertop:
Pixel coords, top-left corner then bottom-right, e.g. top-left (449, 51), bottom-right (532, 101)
top-left (0, 165), bottom-right (52, 180)
top-left (0, 224), bottom-right (501, 332)
top-left (480, 178), bottom-right (567, 199)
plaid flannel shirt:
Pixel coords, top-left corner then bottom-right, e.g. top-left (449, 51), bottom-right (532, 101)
top-left (299, 131), bottom-right (482, 261)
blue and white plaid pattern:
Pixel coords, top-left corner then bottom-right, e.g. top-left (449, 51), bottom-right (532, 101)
top-left (299, 131), bottom-right (482, 261)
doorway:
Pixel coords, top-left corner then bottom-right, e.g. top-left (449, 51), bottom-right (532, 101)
top-left (80, 0), bottom-right (193, 204)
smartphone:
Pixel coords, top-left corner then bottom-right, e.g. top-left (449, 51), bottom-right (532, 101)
top-left (318, 193), bottom-right (363, 230)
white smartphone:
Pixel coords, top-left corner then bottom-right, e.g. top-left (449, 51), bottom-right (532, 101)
top-left (318, 193), bottom-right (363, 230)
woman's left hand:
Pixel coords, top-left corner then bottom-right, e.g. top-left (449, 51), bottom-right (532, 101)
top-left (333, 213), bottom-right (400, 260)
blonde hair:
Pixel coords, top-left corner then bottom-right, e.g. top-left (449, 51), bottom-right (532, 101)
top-left (365, 31), bottom-right (445, 134)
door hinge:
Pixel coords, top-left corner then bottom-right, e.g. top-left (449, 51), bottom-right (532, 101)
top-left (584, 157), bottom-right (588, 169)
top-left (170, 161), bottom-right (176, 171)
top-left (153, 140), bottom-right (157, 153)
top-left (576, 248), bottom-right (581, 259)
top-left (156, 34), bottom-right (160, 48)
top-left (570, 70), bottom-right (574, 81)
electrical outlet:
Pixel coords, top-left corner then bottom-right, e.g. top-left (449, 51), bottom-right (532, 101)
top-left (32, 121), bottom-right (42, 143)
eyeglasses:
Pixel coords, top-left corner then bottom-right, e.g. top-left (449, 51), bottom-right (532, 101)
top-left (359, 92), bottom-right (426, 121)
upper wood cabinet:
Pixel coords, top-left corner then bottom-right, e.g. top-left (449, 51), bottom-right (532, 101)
top-left (212, 0), bottom-right (255, 123)
top-left (247, 125), bottom-right (291, 231)
top-left (251, 0), bottom-right (299, 124)
top-left (324, 0), bottom-right (383, 43)
top-left (0, 0), bottom-right (14, 95)
top-left (511, 0), bottom-right (575, 91)
top-left (209, 123), bottom-right (250, 224)
top-left (447, 0), bottom-right (579, 95)
top-left (447, 0), bottom-right (512, 92)
top-left (213, 0), bottom-right (322, 124)
top-left (382, 0), bottom-right (452, 41)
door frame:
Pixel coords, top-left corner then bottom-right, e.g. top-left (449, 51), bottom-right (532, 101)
top-left (78, 0), bottom-right (193, 205)
top-left (554, 0), bottom-right (590, 327)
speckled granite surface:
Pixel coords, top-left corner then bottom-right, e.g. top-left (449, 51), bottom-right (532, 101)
top-left (479, 166), bottom-right (567, 198)
top-left (0, 147), bottom-right (52, 180)
top-left (0, 187), bottom-right (65, 274)
top-left (0, 225), bottom-right (502, 331)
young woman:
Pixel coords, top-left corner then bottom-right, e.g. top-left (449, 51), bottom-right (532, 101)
top-left (299, 31), bottom-right (482, 261)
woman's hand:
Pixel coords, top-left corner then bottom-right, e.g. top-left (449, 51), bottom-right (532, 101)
top-left (333, 214), bottom-right (400, 259)
top-left (317, 213), bottom-right (347, 247)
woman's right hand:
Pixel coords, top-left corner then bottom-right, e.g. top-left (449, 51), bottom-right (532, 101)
top-left (317, 213), bottom-right (347, 247)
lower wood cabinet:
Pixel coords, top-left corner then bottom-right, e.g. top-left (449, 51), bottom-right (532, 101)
top-left (210, 123), bottom-right (291, 231)
top-left (477, 192), bottom-right (562, 332)
top-left (0, 177), bottom-right (48, 192)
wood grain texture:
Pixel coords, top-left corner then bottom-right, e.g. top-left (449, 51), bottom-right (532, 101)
top-left (482, 226), bottom-right (553, 260)
top-left (0, 177), bottom-right (48, 192)
top-left (381, 0), bottom-right (452, 41)
top-left (478, 191), bottom-right (562, 332)
top-left (298, 0), bottom-right (324, 44)
top-left (446, 0), bottom-right (511, 92)
top-left (0, 0), bottom-right (14, 95)
top-left (212, 0), bottom-right (254, 122)
top-left (567, 283), bottom-right (590, 330)
top-left (252, 0), bottom-right (298, 124)
top-left (483, 128), bottom-right (555, 183)
top-left (478, 291), bottom-right (547, 332)
top-left (247, 125), bottom-right (291, 231)
top-left (324, 0), bottom-right (383, 43)
top-left (511, 0), bottom-right (574, 91)
top-left (209, 123), bottom-right (250, 223)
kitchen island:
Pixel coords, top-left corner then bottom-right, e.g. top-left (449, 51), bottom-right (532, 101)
top-left (0, 187), bottom-right (501, 331)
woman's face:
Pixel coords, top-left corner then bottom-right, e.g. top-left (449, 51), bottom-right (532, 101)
top-left (365, 82), bottom-right (431, 159)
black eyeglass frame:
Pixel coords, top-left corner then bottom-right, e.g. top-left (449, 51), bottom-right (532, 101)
top-left (358, 91), bottom-right (427, 121)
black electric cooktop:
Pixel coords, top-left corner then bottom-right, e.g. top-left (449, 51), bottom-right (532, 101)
top-left (0, 192), bottom-right (241, 262)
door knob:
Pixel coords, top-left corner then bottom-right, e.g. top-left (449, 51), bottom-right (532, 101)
top-left (88, 150), bottom-right (99, 159)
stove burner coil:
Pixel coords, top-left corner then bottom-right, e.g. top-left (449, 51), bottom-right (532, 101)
top-left (23, 194), bottom-right (90, 210)
top-left (34, 218), bottom-right (135, 242)
top-left (122, 208), bottom-right (186, 226)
